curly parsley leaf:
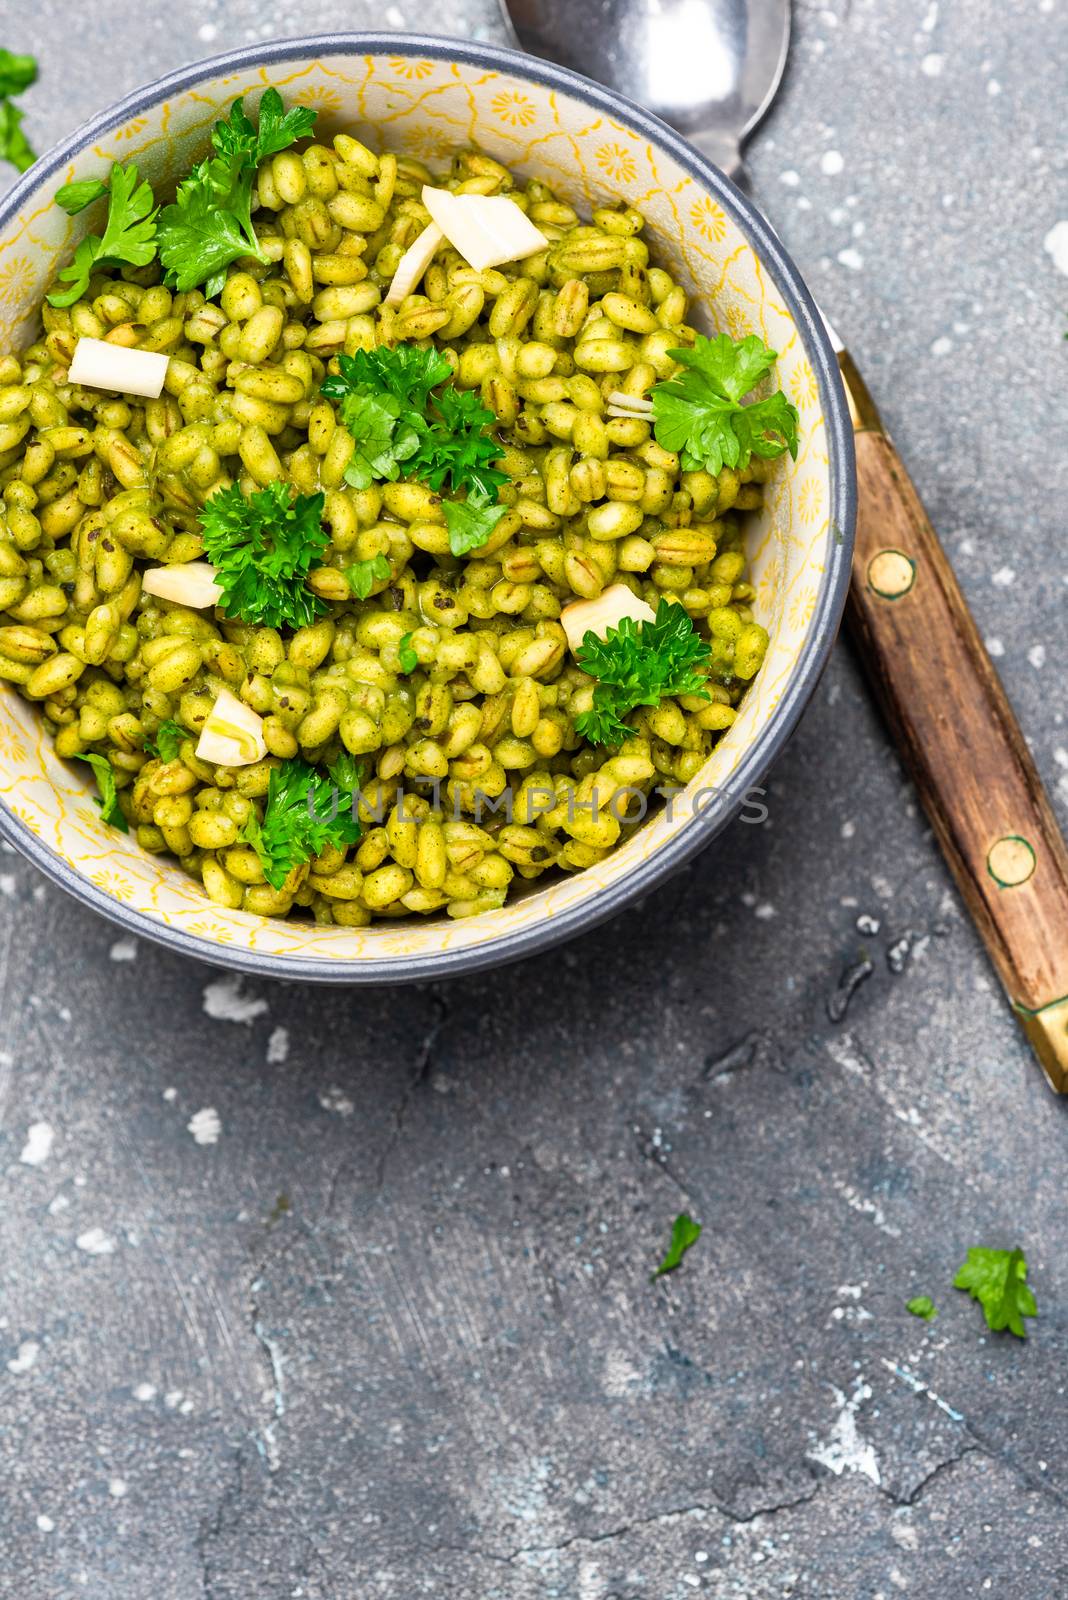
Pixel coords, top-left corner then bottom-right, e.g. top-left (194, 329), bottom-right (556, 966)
top-left (56, 176), bottom-right (110, 214)
top-left (652, 1213), bottom-right (702, 1280)
top-left (953, 1247), bottom-right (1036, 1339)
top-left (75, 753), bottom-right (129, 833)
top-left (651, 332), bottom-right (799, 476)
top-left (321, 344), bottom-right (506, 504)
top-left (575, 599), bottom-right (711, 747)
top-left (0, 97), bottom-right (35, 173)
top-left (158, 89), bottom-right (315, 293)
top-left (345, 552), bottom-right (392, 600)
top-left (397, 632), bottom-right (419, 674)
top-left (48, 161), bottom-right (157, 307)
top-left (199, 482), bottom-right (328, 631)
top-left (0, 49), bottom-right (37, 98)
top-left (406, 385), bottom-right (509, 503)
top-left (906, 1295), bottom-right (938, 1322)
top-left (145, 719), bottom-right (185, 763)
top-left (442, 497), bottom-right (508, 558)
top-left (242, 756), bottom-right (361, 889)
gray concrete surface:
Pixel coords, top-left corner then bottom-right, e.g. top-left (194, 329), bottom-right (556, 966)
top-left (2, 1), bottom-right (1067, 1595)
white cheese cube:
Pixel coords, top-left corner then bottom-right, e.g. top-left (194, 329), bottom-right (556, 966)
top-left (195, 688), bottom-right (267, 768)
top-left (420, 187), bottom-right (548, 272)
top-left (68, 337), bottom-right (170, 399)
top-left (561, 585), bottom-right (657, 655)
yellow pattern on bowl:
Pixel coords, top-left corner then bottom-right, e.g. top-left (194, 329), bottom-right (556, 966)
top-left (0, 39), bottom-right (852, 977)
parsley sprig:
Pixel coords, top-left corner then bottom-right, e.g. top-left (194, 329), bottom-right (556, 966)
top-left (75, 752), bottom-right (128, 832)
top-left (242, 756), bottom-right (362, 889)
top-left (199, 482), bottom-right (328, 631)
top-left (48, 162), bottom-right (158, 308)
top-left (144, 719), bottom-right (185, 763)
top-left (320, 344), bottom-right (508, 554)
top-left (575, 600), bottom-right (711, 747)
top-left (0, 48), bottom-right (37, 173)
top-left (652, 1213), bottom-right (702, 1280)
top-left (651, 333), bottom-right (800, 476)
top-left (157, 89), bottom-right (316, 294)
top-left (953, 1246), bottom-right (1037, 1339)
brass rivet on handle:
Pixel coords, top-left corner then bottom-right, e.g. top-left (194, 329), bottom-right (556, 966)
top-left (867, 548), bottom-right (916, 600)
top-left (987, 834), bottom-right (1037, 888)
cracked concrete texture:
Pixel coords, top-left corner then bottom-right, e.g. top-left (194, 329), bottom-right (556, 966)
top-left (2, 0), bottom-right (1068, 1596)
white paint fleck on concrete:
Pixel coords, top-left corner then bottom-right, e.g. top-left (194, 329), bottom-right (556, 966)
top-left (76, 1227), bottom-right (116, 1256)
top-left (880, 1357), bottom-right (965, 1422)
top-left (203, 974), bottom-right (268, 1025)
top-left (162, 1087), bottom-right (177, 1102)
top-left (1043, 221), bottom-right (1068, 277)
top-left (808, 1379), bottom-right (881, 1484)
top-left (197, 21), bottom-right (218, 40)
top-left (319, 1086), bottom-right (354, 1116)
top-left (164, 1390), bottom-right (183, 1409)
top-left (931, 335), bottom-right (953, 356)
top-left (187, 1107), bottom-right (222, 1146)
top-left (780, 168), bottom-right (800, 186)
top-left (820, 149), bottom-right (845, 175)
top-left (992, 566), bottom-right (1016, 588)
top-left (831, 1178), bottom-right (900, 1237)
top-left (987, 77), bottom-right (1001, 95)
top-left (19, 1122), bottom-right (54, 1166)
top-left (986, 636), bottom-right (1005, 657)
top-left (7, 1339), bottom-right (39, 1374)
top-left (1028, 644), bottom-right (1047, 669)
top-left (0, 873), bottom-right (15, 897)
top-left (47, 1193), bottom-right (69, 1214)
top-left (837, 247), bottom-right (864, 271)
top-left (36, 1514), bottom-right (54, 1533)
top-left (133, 1382), bottom-right (156, 1402)
top-left (109, 937), bottom-right (138, 962)
top-left (266, 1026), bottom-right (290, 1064)
top-left (921, 53), bottom-right (944, 76)
top-left (921, 1), bottom-right (938, 29)
top-left (108, 1478), bottom-right (128, 1498)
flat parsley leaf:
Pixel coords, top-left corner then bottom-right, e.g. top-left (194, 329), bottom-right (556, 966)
top-left (345, 552), bottom-right (391, 600)
top-left (243, 756), bottom-right (361, 890)
top-left (157, 88), bottom-right (316, 293)
top-left (397, 632), bottom-right (419, 674)
top-left (48, 162), bottom-right (157, 307)
top-left (0, 98), bottom-right (36, 173)
top-left (0, 49), bottom-right (37, 98)
top-left (652, 1213), bottom-right (702, 1280)
top-left (651, 332), bottom-right (799, 476)
top-left (145, 719), bottom-right (185, 763)
top-left (906, 1296), bottom-right (938, 1322)
top-left (56, 176), bottom-right (110, 214)
top-left (442, 497), bottom-right (508, 558)
top-left (75, 752), bottom-right (129, 832)
top-left (199, 481), bottom-right (328, 630)
top-left (953, 1246), bottom-right (1037, 1339)
top-left (575, 599), bottom-right (711, 747)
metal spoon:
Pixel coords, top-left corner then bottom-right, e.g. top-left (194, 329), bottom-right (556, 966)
top-left (496, 0), bottom-right (789, 178)
top-left (497, 0), bottom-right (1068, 1094)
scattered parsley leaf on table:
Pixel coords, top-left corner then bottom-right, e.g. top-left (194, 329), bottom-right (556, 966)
top-left (345, 553), bottom-right (392, 600)
top-left (157, 88), bottom-right (316, 293)
top-left (575, 599), bottom-right (711, 747)
top-left (75, 753), bottom-right (129, 833)
top-left (145, 719), bottom-right (185, 763)
top-left (442, 497), bottom-right (508, 557)
top-left (0, 97), bottom-right (35, 172)
top-left (906, 1296), bottom-right (938, 1322)
top-left (48, 162), bottom-right (157, 307)
top-left (243, 757), bottom-right (361, 889)
top-left (953, 1247), bottom-right (1036, 1338)
top-left (0, 49), bottom-right (37, 174)
top-left (199, 482), bottom-right (328, 631)
top-left (651, 332), bottom-right (800, 476)
top-left (397, 632), bottom-right (419, 674)
top-left (652, 1213), bottom-right (702, 1280)
top-left (0, 48), bottom-right (37, 97)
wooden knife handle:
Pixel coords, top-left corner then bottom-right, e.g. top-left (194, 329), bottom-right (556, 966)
top-left (839, 351), bottom-right (1068, 1091)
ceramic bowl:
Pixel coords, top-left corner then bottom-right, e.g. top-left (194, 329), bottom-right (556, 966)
top-left (0, 33), bottom-right (855, 981)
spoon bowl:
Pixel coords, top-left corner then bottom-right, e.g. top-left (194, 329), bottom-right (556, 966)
top-left (497, 0), bottom-right (790, 175)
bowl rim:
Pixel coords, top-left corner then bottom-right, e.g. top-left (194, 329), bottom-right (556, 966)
top-left (0, 30), bottom-right (856, 984)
